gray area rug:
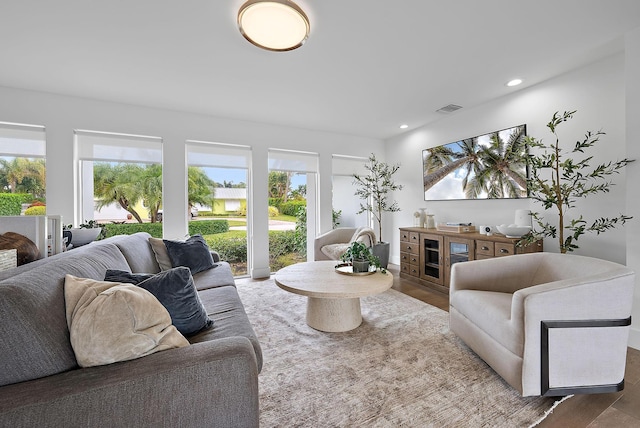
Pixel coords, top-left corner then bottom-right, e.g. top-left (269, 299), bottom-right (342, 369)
top-left (236, 279), bottom-right (565, 427)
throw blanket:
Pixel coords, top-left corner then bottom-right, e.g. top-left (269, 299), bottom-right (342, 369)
top-left (320, 227), bottom-right (377, 260)
top-left (350, 227), bottom-right (377, 247)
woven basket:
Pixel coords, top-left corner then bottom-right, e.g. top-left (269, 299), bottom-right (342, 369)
top-left (0, 249), bottom-right (17, 271)
top-left (0, 232), bottom-right (41, 266)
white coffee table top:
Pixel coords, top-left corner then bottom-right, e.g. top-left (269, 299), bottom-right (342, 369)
top-left (274, 260), bottom-right (393, 299)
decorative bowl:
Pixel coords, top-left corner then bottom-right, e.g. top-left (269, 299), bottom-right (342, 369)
top-left (496, 224), bottom-right (531, 238)
top-left (68, 227), bottom-right (102, 247)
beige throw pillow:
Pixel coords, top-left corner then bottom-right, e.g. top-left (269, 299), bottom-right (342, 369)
top-left (321, 243), bottom-right (351, 260)
top-left (64, 274), bottom-right (189, 368)
top-left (149, 237), bottom-right (172, 271)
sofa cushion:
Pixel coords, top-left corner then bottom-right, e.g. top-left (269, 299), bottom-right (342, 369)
top-left (108, 232), bottom-right (161, 273)
top-left (65, 275), bottom-right (189, 367)
top-left (192, 261), bottom-right (236, 291)
top-left (104, 267), bottom-right (214, 336)
top-left (163, 235), bottom-right (215, 274)
top-left (0, 243), bottom-right (132, 387)
top-left (192, 285), bottom-right (263, 372)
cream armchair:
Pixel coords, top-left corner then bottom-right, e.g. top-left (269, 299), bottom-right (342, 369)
top-left (449, 252), bottom-right (634, 397)
top-left (314, 227), bottom-right (377, 261)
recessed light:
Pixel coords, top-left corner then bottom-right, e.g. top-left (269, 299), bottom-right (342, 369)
top-left (506, 79), bottom-right (523, 87)
top-left (399, 124), bottom-right (409, 129)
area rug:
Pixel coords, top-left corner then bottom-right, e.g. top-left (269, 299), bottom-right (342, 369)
top-left (236, 279), bottom-right (567, 427)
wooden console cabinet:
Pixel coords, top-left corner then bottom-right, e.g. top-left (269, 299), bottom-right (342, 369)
top-left (399, 227), bottom-right (543, 294)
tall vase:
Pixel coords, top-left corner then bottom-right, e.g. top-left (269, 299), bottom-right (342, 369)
top-left (418, 208), bottom-right (427, 229)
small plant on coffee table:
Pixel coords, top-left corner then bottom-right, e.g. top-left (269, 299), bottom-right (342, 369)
top-left (340, 241), bottom-right (383, 273)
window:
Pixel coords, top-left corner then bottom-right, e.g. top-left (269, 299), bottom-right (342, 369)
top-left (331, 154), bottom-right (369, 228)
top-left (268, 149), bottom-right (318, 270)
top-left (0, 122), bottom-right (46, 216)
top-left (187, 141), bottom-right (251, 276)
top-left (75, 130), bottom-right (162, 225)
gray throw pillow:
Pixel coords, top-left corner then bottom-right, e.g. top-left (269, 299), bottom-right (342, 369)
top-left (104, 267), bottom-right (214, 336)
top-left (163, 234), bottom-right (215, 274)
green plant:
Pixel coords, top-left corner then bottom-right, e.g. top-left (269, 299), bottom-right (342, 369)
top-left (0, 193), bottom-right (32, 215)
top-left (24, 205), bottom-right (46, 216)
top-left (279, 200), bottom-right (306, 216)
top-left (64, 219), bottom-right (102, 230)
top-left (353, 153), bottom-right (402, 242)
top-left (188, 220), bottom-right (229, 235)
top-left (519, 110), bottom-right (634, 253)
top-left (340, 241), bottom-right (381, 270)
top-left (293, 206), bottom-right (307, 256)
top-left (102, 222), bottom-right (164, 238)
top-left (268, 206), bottom-right (279, 217)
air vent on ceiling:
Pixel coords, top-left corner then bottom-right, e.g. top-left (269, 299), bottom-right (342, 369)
top-left (436, 104), bottom-right (463, 114)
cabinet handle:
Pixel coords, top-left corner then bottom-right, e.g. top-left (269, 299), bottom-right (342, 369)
top-left (411, 236), bottom-right (417, 240)
top-left (500, 248), bottom-right (509, 254)
top-left (406, 246), bottom-right (412, 251)
top-left (481, 246), bottom-right (489, 251)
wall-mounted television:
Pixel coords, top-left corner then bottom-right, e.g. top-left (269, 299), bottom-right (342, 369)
top-left (422, 124), bottom-right (528, 201)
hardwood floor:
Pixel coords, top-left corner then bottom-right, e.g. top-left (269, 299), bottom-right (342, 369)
top-left (388, 264), bottom-right (640, 428)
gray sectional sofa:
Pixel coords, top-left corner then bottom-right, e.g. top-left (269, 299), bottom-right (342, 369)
top-left (0, 232), bottom-right (262, 427)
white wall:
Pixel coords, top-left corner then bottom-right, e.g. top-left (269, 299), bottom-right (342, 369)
top-left (0, 85), bottom-right (384, 278)
top-left (386, 48), bottom-right (639, 349)
top-left (626, 27), bottom-right (640, 350)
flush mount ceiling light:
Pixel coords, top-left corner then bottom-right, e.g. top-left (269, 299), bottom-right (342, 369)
top-left (238, 0), bottom-right (310, 52)
top-left (506, 78), bottom-right (523, 87)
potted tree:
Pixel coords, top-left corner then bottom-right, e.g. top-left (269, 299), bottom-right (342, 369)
top-left (340, 241), bottom-right (381, 273)
top-left (518, 110), bottom-right (633, 253)
top-left (353, 153), bottom-right (402, 268)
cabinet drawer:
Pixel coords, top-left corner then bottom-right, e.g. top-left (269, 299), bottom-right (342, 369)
top-left (400, 262), bottom-right (420, 277)
top-left (400, 230), bottom-right (410, 242)
top-left (476, 240), bottom-right (494, 257)
top-left (400, 242), bottom-right (419, 255)
top-left (495, 242), bottom-right (515, 257)
top-left (400, 252), bottom-right (418, 264)
top-left (409, 232), bottom-right (420, 244)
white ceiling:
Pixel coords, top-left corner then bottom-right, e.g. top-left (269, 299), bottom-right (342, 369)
top-left (1, 1), bottom-right (640, 140)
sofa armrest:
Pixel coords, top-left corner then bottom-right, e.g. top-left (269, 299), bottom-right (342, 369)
top-left (0, 337), bottom-right (259, 428)
top-left (450, 254), bottom-right (541, 295)
top-left (313, 228), bottom-right (357, 261)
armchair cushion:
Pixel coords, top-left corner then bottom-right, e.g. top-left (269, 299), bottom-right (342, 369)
top-left (451, 290), bottom-right (522, 356)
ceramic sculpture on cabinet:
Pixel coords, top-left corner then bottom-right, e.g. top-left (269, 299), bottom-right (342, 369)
top-left (418, 208), bottom-right (427, 228)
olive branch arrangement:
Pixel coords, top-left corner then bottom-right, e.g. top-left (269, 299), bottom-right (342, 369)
top-left (519, 110), bottom-right (634, 253)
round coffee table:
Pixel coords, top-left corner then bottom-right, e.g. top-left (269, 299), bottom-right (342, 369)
top-left (274, 260), bottom-right (393, 332)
